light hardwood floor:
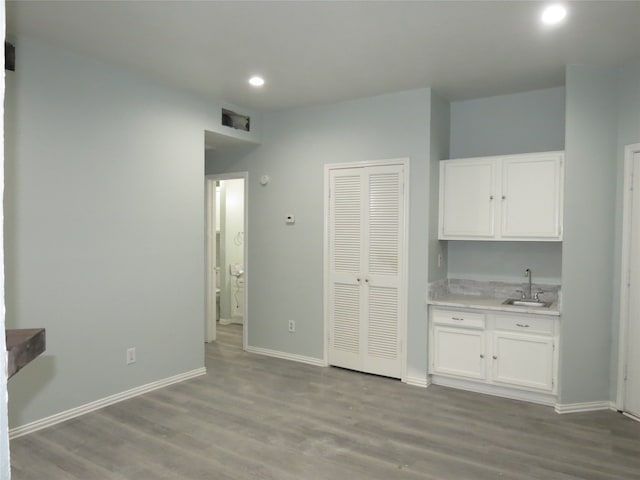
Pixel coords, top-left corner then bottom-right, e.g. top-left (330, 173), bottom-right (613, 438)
top-left (10, 324), bottom-right (640, 479)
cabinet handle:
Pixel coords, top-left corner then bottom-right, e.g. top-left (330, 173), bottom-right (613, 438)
top-left (489, 195), bottom-right (494, 200)
top-left (451, 317), bottom-right (464, 321)
top-left (480, 354), bottom-right (484, 359)
top-left (501, 195), bottom-right (506, 200)
top-left (516, 323), bottom-right (530, 328)
top-left (492, 355), bottom-right (498, 360)
top-left (356, 277), bottom-right (361, 283)
top-left (365, 278), bottom-right (369, 283)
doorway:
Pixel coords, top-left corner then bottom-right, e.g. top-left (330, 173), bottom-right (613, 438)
top-left (618, 143), bottom-right (640, 419)
top-left (205, 173), bottom-right (248, 350)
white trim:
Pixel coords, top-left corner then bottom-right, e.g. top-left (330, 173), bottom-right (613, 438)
top-left (431, 375), bottom-right (557, 407)
top-left (9, 368), bottom-right (207, 439)
top-left (622, 412), bottom-right (640, 423)
top-left (617, 143), bottom-right (640, 411)
top-left (205, 176), bottom-right (217, 343)
top-left (246, 346), bottom-right (328, 368)
top-left (205, 172), bottom-right (249, 352)
top-left (405, 376), bottom-right (428, 388)
top-left (323, 158), bottom-right (410, 382)
top-left (554, 401), bottom-right (616, 415)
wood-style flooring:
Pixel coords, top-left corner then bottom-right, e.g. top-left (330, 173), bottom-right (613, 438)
top-left (10, 324), bottom-right (640, 479)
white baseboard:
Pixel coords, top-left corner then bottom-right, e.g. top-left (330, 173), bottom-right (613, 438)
top-left (245, 346), bottom-right (327, 367)
top-left (405, 375), bottom-right (428, 388)
top-left (431, 375), bottom-right (557, 407)
top-left (554, 400), bottom-right (616, 414)
top-left (9, 367), bottom-right (207, 439)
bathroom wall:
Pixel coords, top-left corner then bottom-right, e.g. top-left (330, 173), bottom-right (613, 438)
top-left (219, 179), bottom-right (245, 321)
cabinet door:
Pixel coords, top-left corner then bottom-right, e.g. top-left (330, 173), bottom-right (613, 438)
top-left (492, 331), bottom-right (554, 391)
top-left (439, 159), bottom-right (496, 239)
top-left (501, 153), bottom-right (563, 240)
top-left (431, 326), bottom-right (486, 380)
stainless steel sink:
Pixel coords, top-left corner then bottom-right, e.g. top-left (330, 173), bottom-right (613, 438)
top-left (502, 298), bottom-right (552, 308)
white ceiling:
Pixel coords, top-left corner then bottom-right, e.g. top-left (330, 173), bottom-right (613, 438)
top-left (6, 1), bottom-right (640, 112)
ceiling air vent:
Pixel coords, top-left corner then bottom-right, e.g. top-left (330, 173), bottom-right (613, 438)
top-left (221, 108), bottom-right (250, 132)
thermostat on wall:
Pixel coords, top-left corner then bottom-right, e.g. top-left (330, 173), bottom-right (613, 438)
top-left (285, 215), bottom-right (295, 224)
top-left (260, 175), bottom-right (270, 185)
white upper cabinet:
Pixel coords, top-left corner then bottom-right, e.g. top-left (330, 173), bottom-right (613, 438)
top-left (439, 151), bottom-right (564, 241)
top-left (439, 159), bottom-right (496, 238)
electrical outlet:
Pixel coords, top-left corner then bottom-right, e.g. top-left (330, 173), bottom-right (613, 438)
top-left (126, 347), bottom-right (136, 365)
top-left (288, 320), bottom-right (295, 333)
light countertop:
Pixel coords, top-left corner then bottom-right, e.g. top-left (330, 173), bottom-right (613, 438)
top-left (428, 294), bottom-right (560, 317)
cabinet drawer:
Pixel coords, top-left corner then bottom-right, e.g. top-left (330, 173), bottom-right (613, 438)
top-left (494, 315), bottom-right (555, 335)
top-left (432, 309), bottom-right (485, 329)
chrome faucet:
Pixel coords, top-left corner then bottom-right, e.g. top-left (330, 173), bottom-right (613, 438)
top-left (525, 268), bottom-right (532, 299)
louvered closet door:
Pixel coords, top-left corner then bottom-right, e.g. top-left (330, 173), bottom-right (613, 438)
top-left (328, 164), bottom-right (404, 379)
top-left (328, 168), bottom-right (366, 372)
top-left (363, 165), bottom-right (403, 377)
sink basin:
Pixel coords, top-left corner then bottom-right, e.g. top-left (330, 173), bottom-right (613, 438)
top-left (502, 298), bottom-right (552, 308)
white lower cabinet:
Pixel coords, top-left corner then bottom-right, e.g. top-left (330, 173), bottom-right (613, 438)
top-left (432, 326), bottom-right (486, 380)
top-left (429, 307), bottom-right (559, 401)
top-left (492, 331), bottom-right (554, 391)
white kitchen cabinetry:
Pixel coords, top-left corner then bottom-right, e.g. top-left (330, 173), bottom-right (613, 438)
top-left (429, 307), bottom-right (559, 404)
top-left (432, 326), bottom-right (486, 380)
top-left (492, 332), bottom-right (554, 391)
top-left (439, 151), bottom-right (564, 241)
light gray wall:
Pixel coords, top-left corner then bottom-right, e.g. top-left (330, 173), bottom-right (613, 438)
top-left (0, 2), bottom-right (10, 475)
top-left (559, 65), bottom-right (619, 404)
top-left (446, 87), bottom-right (566, 283)
top-left (206, 89), bottom-right (433, 381)
top-left (450, 86), bottom-right (566, 159)
top-left (428, 91), bottom-right (450, 282)
top-left (447, 242), bottom-right (563, 284)
top-left (609, 63), bottom-right (640, 400)
top-left (3, 37), bottom-right (249, 427)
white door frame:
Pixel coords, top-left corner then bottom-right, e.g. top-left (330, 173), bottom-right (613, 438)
top-left (205, 172), bottom-right (249, 351)
top-left (323, 158), bottom-right (410, 382)
top-left (617, 143), bottom-right (640, 411)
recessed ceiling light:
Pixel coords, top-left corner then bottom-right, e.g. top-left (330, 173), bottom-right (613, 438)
top-left (249, 76), bottom-right (265, 87)
top-left (541, 4), bottom-right (567, 25)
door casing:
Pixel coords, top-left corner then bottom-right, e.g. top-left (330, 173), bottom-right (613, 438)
top-left (617, 143), bottom-right (640, 415)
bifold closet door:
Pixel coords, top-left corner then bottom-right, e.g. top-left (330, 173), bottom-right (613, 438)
top-left (328, 164), bottom-right (404, 378)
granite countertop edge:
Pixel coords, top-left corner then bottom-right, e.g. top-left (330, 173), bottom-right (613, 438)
top-left (427, 294), bottom-right (561, 317)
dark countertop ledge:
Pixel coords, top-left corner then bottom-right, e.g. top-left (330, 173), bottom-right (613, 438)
top-left (6, 328), bottom-right (46, 379)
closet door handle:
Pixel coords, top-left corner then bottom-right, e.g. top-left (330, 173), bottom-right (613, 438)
top-left (356, 277), bottom-right (361, 283)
